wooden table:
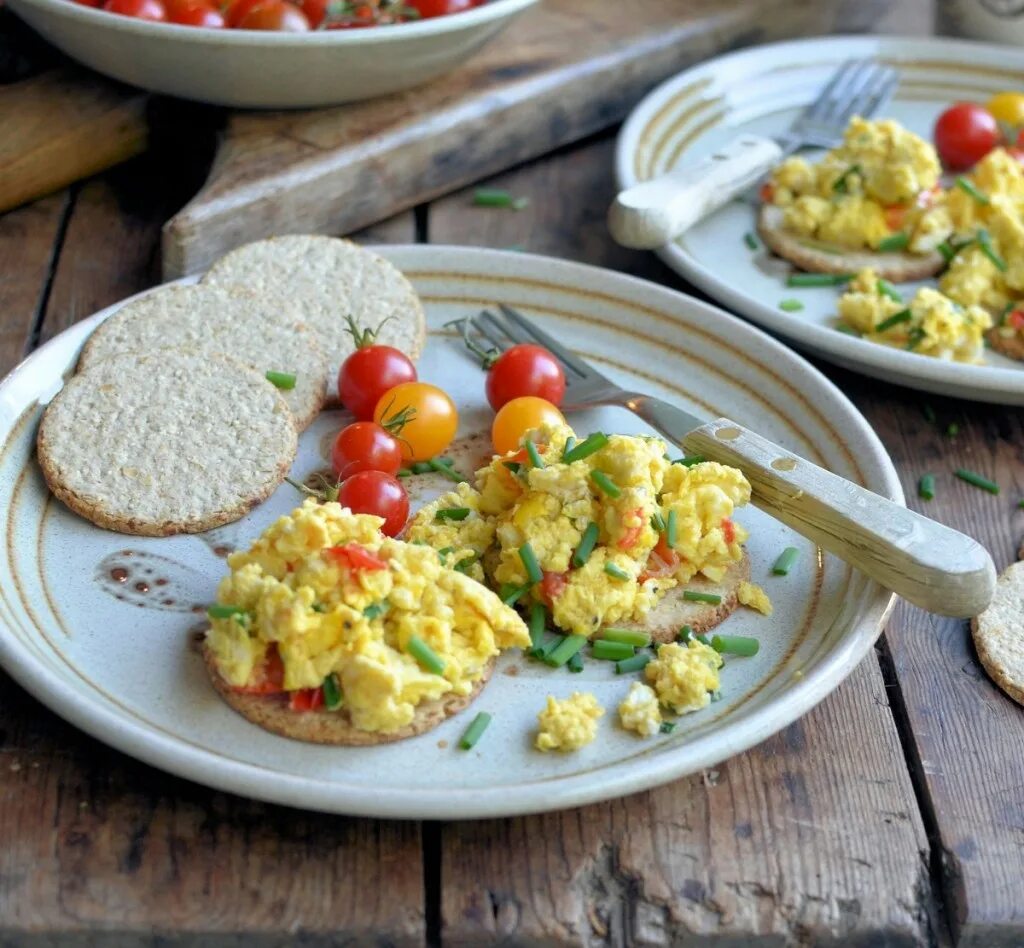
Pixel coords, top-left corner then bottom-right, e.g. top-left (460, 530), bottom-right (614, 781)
top-left (3, 3), bottom-right (1023, 946)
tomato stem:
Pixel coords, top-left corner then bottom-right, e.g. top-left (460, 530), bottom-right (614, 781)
top-left (378, 395), bottom-right (418, 436)
top-left (344, 314), bottom-right (395, 349)
top-left (284, 474), bottom-right (340, 503)
top-left (449, 316), bottom-right (499, 368)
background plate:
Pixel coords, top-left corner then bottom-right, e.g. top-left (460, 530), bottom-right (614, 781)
top-left (0, 246), bottom-right (897, 819)
top-left (615, 35), bottom-right (1024, 405)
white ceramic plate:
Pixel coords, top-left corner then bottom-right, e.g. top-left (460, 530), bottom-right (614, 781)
top-left (615, 35), bottom-right (1024, 405)
top-left (8, 0), bottom-right (537, 108)
top-left (0, 246), bottom-right (898, 819)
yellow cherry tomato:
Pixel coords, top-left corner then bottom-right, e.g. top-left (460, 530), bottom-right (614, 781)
top-left (491, 396), bottom-right (565, 455)
top-left (986, 92), bottom-right (1024, 126)
top-left (373, 382), bottom-right (458, 463)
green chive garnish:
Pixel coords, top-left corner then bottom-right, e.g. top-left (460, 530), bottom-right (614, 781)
top-left (604, 562), bottom-right (630, 581)
top-left (501, 583), bottom-right (529, 606)
top-left (473, 188), bottom-right (528, 210)
top-left (923, 403), bottom-right (937, 424)
top-left (779, 299), bottom-right (804, 312)
top-left (363, 601), bottom-right (388, 620)
top-left (545, 634), bottom-right (588, 668)
top-left (573, 522), bottom-right (599, 568)
top-left (832, 163), bottom-right (861, 194)
top-left (955, 468), bottom-right (1000, 495)
top-left (397, 468), bottom-right (412, 478)
top-left (411, 461), bottom-right (434, 474)
top-left (877, 232), bottom-right (909, 252)
top-left (666, 509), bottom-right (678, 548)
top-left (528, 602), bottom-right (546, 649)
top-left (563, 435), bottom-right (577, 454)
top-left (711, 690), bottom-right (723, 702)
top-left (1018, 499), bottom-right (1024, 510)
top-left (561, 432), bottom-right (608, 464)
top-left (651, 511), bottom-right (666, 533)
top-left (977, 229), bottom-right (1007, 272)
top-left (312, 603), bottom-right (328, 613)
top-left (615, 652), bottom-right (653, 675)
top-left (786, 273), bottom-right (851, 287)
top-left (530, 634), bottom-right (563, 661)
top-left (875, 308), bottom-right (912, 332)
top-left (674, 454), bottom-right (706, 467)
top-left (918, 474), bottom-right (935, 501)
top-left (568, 651), bottom-right (585, 673)
top-left (453, 554), bottom-right (478, 574)
top-left (435, 507), bottom-right (471, 522)
top-left (600, 627), bottom-right (651, 647)
top-left (322, 673), bottom-right (343, 711)
top-left (771, 547), bottom-right (799, 576)
top-left (947, 422), bottom-right (960, 438)
top-left (877, 279), bottom-right (903, 302)
top-left (592, 640), bottom-right (634, 661)
top-left (519, 542), bottom-right (543, 584)
top-left (265, 370), bottom-right (296, 390)
top-left (678, 625), bottom-right (694, 643)
top-left (660, 721), bottom-right (677, 734)
top-left (429, 458), bottom-right (464, 482)
top-left (503, 460), bottom-right (522, 475)
top-left (683, 590), bottom-right (722, 604)
top-left (836, 324), bottom-right (861, 336)
top-left (207, 604), bottom-right (247, 620)
top-left (525, 437), bottom-right (545, 469)
top-left (906, 326), bottom-right (927, 350)
top-left (590, 470), bottom-right (621, 497)
top-left (459, 712), bottom-right (492, 750)
top-left (744, 232), bottom-right (758, 250)
top-left (407, 635), bottom-right (445, 674)
top-left (937, 240), bottom-right (956, 264)
top-left (711, 634), bottom-right (760, 656)
top-left (956, 176), bottom-right (989, 205)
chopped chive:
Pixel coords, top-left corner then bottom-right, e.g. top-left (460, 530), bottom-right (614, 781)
top-left (712, 634), bottom-right (759, 656)
top-left (711, 690), bottom-right (723, 702)
top-left (500, 582), bottom-right (529, 605)
top-left (1018, 499), bottom-right (1024, 510)
top-left (435, 507), bottom-right (471, 522)
top-left (397, 468), bottom-right (413, 478)
top-left (877, 232), bottom-right (909, 252)
top-left (568, 651), bottom-right (585, 673)
top-left (563, 435), bottom-right (577, 454)
top-left (312, 603), bottom-right (328, 613)
top-left (956, 176), bottom-right (989, 205)
top-left (561, 432), bottom-right (608, 464)
top-left (955, 468), bottom-right (1000, 495)
top-left (918, 474), bottom-right (935, 501)
top-left (937, 240), bottom-right (956, 264)
top-left (322, 673), bottom-right (343, 711)
top-left (674, 454), bottom-right (706, 467)
top-left (651, 511), bottom-right (666, 533)
top-left (877, 279), bottom-right (903, 302)
top-left (923, 403), bottom-right (937, 424)
top-left (604, 562), bottom-right (630, 581)
top-left (473, 187), bottom-right (528, 210)
top-left (265, 370), bottom-right (296, 390)
top-left (207, 604), bottom-right (247, 620)
top-left (411, 461), bottom-right (434, 474)
top-left (779, 299), bottom-right (804, 312)
top-left (875, 308), bottom-right (912, 332)
top-left (429, 458), bottom-right (464, 482)
top-left (683, 590), bottom-right (722, 604)
top-left (744, 232), bottom-right (759, 251)
top-left (678, 625), bottom-right (694, 643)
top-left (660, 721), bottom-right (677, 734)
top-left (946, 422), bottom-right (960, 438)
top-left (530, 634), bottom-right (563, 660)
top-left (832, 163), bottom-right (861, 194)
top-left (906, 326), bottom-right (927, 350)
top-left (524, 437), bottom-right (545, 470)
top-left (459, 712), bottom-right (492, 750)
top-left (786, 273), bottom-right (851, 287)
top-left (407, 634), bottom-right (445, 674)
top-left (615, 652), bottom-right (653, 675)
top-left (977, 229), bottom-right (1007, 272)
top-left (771, 547), bottom-right (799, 576)
top-left (666, 508), bottom-right (678, 548)
top-left (590, 470), bottom-right (621, 498)
top-left (437, 546), bottom-right (453, 562)
top-left (573, 522), bottom-right (599, 568)
top-left (600, 627), bottom-right (651, 647)
top-left (545, 634), bottom-right (588, 668)
top-left (453, 553), bottom-right (478, 574)
top-left (363, 600), bottom-right (389, 620)
top-left (503, 460), bottom-right (522, 475)
top-left (836, 323), bottom-right (861, 336)
top-left (519, 542), bottom-right (543, 584)
top-left (528, 602), bottom-right (546, 649)
top-left (592, 640), bottom-right (634, 661)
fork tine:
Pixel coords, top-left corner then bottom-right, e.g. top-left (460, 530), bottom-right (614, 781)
top-left (479, 308), bottom-right (530, 347)
top-left (469, 311), bottom-right (513, 352)
top-left (497, 304), bottom-right (594, 379)
top-left (856, 68), bottom-right (899, 121)
top-left (834, 63), bottom-right (894, 128)
top-left (800, 59), bottom-right (859, 123)
top-left (818, 59), bottom-right (875, 127)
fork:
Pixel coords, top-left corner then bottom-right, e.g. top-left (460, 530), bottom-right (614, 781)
top-left (608, 58), bottom-right (900, 250)
top-left (457, 305), bottom-right (995, 619)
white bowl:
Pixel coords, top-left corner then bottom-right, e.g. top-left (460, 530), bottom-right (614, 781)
top-left (7, 0), bottom-right (539, 108)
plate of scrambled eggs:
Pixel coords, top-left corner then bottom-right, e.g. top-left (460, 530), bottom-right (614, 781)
top-left (0, 246), bottom-right (899, 818)
top-left (616, 35), bottom-right (1024, 404)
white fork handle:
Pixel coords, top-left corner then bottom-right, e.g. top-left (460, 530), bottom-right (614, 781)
top-left (608, 134), bottom-right (782, 250)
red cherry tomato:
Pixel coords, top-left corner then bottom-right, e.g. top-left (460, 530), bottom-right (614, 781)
top-left (236, 0), bottom-right (309, 29)
top-left (934, 103), bottom-right (1000, 170)
top-left (338, 323), bottom-right (418, 420)
top-left (405, 0), bottom-right (478, 16)
top-left (337, 471), bottom-right (409, 537)
top-left (485, 344), bottom-right (566, 411)
top-left (167, 1), bottom-right (225, 25)
top-left (103, 0), bottom-right (167, 20)
top-left (74, 0), bottom-right (104, 8)
top-left (225, 0), bottom-right (262, 25)
top-left (331, 422), bottom-right (403, 480)
top-left (288, 687), bottom-right (324, 711)
top-left (297, 0), bottom-right (325, 25)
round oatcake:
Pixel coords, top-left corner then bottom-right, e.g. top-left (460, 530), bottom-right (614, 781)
top-left (971, 559), bottom-right (1024, 707)
top-left (78, 283), bottom-right (327, 431)
top-left (38, 349), bottom-right (297, 536)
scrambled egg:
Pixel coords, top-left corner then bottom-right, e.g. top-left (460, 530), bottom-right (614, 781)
top-left (535, 692), bottom-right (604, 752)
top-left (618, 682), bottom-right (662, 737)
top-left (769, 118), bottom-right (949, 253)
top-left (406, 421), bottom-right (751, 636)
top-left (738, 581), bottom-right (773, 616)
top-left (837, 268), bottom-right (991, 362)
top-left (206, 498), bottom-right (529, 733)
top-left (645, 640), bottom-right (723, 714)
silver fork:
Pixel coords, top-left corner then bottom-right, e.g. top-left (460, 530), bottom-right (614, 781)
top-left (609, 58), bottom-right (900, 250)
top-left (455, 305), bottom-right (995, 619)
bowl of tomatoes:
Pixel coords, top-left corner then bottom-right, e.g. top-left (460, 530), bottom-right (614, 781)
top-left (6, 0), bottom-right (539, 108)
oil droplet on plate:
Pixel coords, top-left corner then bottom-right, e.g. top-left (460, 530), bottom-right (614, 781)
top-left (95, 549), bottom-right (209, 614)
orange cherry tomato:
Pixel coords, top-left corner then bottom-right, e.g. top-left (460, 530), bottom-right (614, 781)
top-left (373, 382), bottom-right (458, 463)
top-left (236, 0), bottom-right (309, 30)
top-left (491, 396), bottom-right (565, 456)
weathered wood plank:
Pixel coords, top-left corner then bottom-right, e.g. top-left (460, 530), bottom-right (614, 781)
top-left (430, 135), bottom-right (934, 946)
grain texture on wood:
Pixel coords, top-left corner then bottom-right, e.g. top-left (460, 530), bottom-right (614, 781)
top-left (429, 135), bottom-right (934, 946)
top-left (161, 0), bottom-right (890, 278)
top-left (846, 379), bottom-right (1024, 948)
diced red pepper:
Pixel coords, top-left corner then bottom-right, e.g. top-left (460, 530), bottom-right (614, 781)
top-left (539, 570), bottom-right (568, 605)
top-left (288, 687), bottom-right (325, 712)
top-left (721, 518), bottom-right (736, 544)
top-left (323, 543), bottom-right (387, 571)
top-left (233, 645), bottom-right (286, 695)
top-left (617, 507), bottom-right (645, 550)
top-left (883, 204), bottom-right (908, 231)
top-left (639, 535), bottom-right (680, 583)
top-left (1008, 309), bottom-right (1024, 330)
top-left (760, 182), bottom-right (775, 203)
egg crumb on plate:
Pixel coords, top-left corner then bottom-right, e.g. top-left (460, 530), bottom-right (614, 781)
top-left (205, 498), bottom-right (529, 739)
top-left (535, 692), bottom-right (605, 752)
top-left (645, 640), bottom-right (723, 714)
top-left (737, 581), bottom-right (773, 616)
top-left (618, 682), bottom-right (662, 737)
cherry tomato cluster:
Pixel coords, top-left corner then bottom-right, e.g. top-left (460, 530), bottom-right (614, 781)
top-left (75, 0), bottom-right (483, 29)
top-left (934, 94), bottom-right (1024, 171)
